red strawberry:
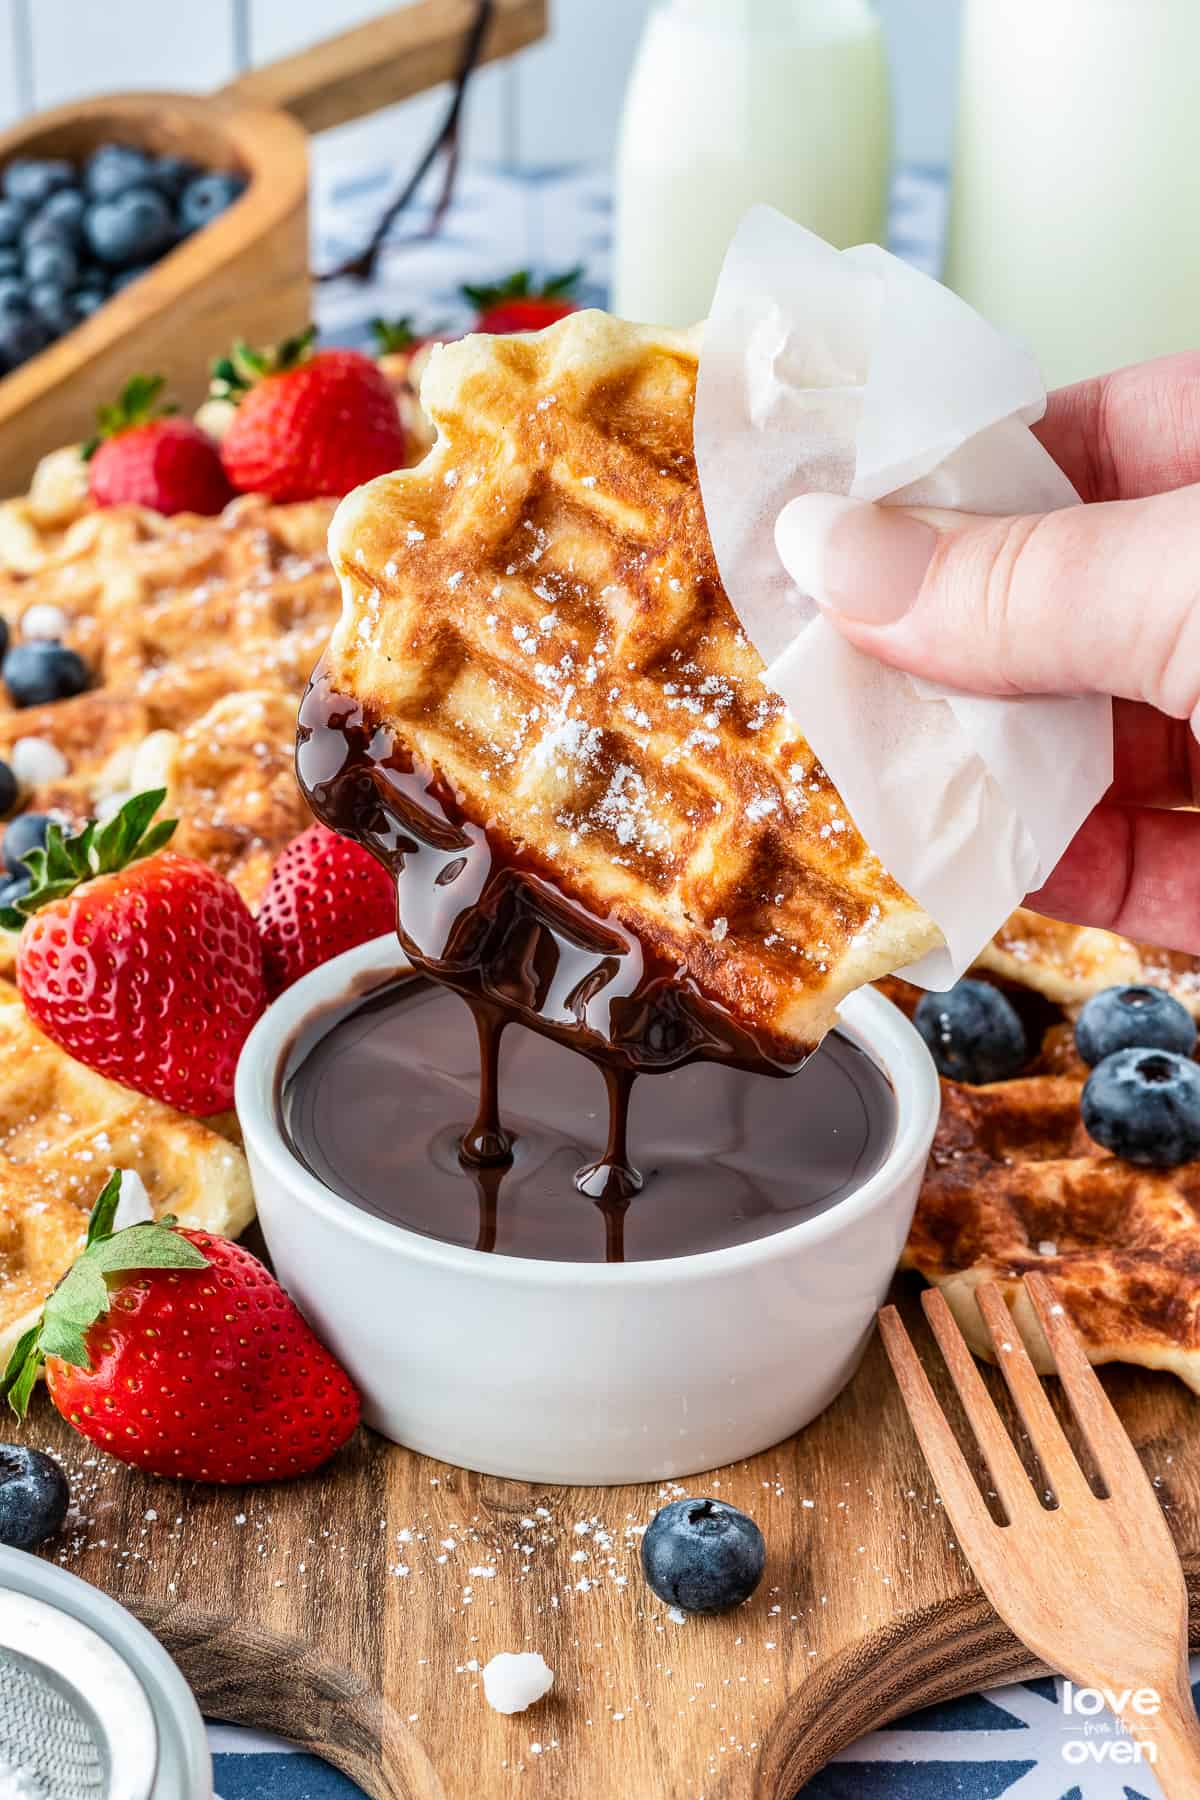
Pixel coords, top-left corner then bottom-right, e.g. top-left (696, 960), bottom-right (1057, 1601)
top-left (213, 327), bottom-right (407, 503)
top-left (463, 267), bottom-right (583, 335)
top-left (7, 790), bottom-right (266, 1116)
top-left (2, 1172), bottom-right (360, 1483)
top-left (257, 822), bottom-right (396, 997)
top-left (85, 374), bottom-right (234, 515)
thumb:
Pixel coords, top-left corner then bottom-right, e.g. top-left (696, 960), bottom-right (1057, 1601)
top-left (774, 487), bottom-right (1200, 727)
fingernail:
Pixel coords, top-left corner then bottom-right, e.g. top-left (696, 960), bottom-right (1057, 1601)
top-left (775, 494), bottom-right (938, 625)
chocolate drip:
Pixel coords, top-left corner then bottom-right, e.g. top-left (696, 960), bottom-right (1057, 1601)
top-left (294, 660), bottom-right (865, 1249)
top-left (297, 661), bottom-right (806, 1085)
top-left (575, 1066), bottom-right (643, 1204)
top-left (278, 973), bottom-right (896, 1265)
top-left (459, 999), bottom-right (512, 1168)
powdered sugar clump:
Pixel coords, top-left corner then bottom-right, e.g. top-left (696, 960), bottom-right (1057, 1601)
top-left (595, 765), bottom-right (671, 856)
top-left (482, 1651), bottom-right (554, 1715)
top-left (10, 736), bottom-right (68, 787)
top-left (19, 603), bottom-right (69, 641)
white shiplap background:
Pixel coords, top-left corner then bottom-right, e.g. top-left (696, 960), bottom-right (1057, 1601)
top-left (0, 1), bottom-right (962, 173)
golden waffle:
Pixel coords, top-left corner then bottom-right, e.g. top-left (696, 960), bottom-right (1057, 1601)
top-left (121, 691), bottom-right (313, 909)
top-left (881, 975), bottom-right (1200, 1393)
top-left (0, 445), bottom-right (92, 574)
top-left (0, 984), bottom-right (254, 1366)
top-left (0, 689), bottom-right (313, 980)
top-left (0, 490), bottom-right (338, 730)
top-left (0, 491), bottom-right (341, 967)
top-left (0, 441), bottom-right (357, 1349)
top-left (977, 907), bottom-right (1200, 1018)
top-left (326, 312), bottom-right (942, 1058)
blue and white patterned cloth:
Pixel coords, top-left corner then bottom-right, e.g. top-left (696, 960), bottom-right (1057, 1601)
top-left (206, 138), bottom-right (1169, 1799)
top-left (210, 1670), bottom-right (1197, 1797)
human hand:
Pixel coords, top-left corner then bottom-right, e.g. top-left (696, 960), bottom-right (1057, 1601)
top-left (775, 353), bottom-right (1200, 954)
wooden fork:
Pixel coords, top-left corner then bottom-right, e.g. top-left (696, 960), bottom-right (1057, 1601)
top-left (879, 1275), bottom-right (1200, 1796)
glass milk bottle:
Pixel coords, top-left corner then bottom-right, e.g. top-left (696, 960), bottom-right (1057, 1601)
top-left (945, 0), bottom-right (1200, 389)
top-left (613, 0), bottom-right (891, 327)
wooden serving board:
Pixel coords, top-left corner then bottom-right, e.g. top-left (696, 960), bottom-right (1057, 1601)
top-left (27, 1273), bottom-right (1200, 1799)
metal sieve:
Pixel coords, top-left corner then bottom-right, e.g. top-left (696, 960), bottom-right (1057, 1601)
top-left (0, 1548), bottom-right (211, 1800)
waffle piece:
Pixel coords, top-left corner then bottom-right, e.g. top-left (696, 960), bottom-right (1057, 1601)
top-left (0, 445), bottom-right (92, 574)
top-left (325, 312), bottom-right (942, 1058)
top-left (0, 495), bottom-right (340, 979)
top-left (0, 984), bottom-right (254, 1366)
top-left (0, 492), bottom-right (338, 729)
top-left (977, 907), bottom-right (1200, 1018)
top-left (0, 687), bottom-right (315, 982)
top-left (124, 690), bottom-right (313, 908)
top-left (0, 490), bottom-right (338, 849)
top-left (882, 976), bottom-right (1200, 1392)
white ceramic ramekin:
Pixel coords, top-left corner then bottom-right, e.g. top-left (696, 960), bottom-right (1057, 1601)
top-left (236, 936), bottom-right (939, 1486)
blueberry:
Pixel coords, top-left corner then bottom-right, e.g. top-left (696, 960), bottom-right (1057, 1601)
top-left (28, 281), bottom-right (78, 337)
top-left (0, 311), bottom-right (49, 373)
top-left (22, 208), bottom-right (83, 255)
top-left (84, 186), bottom-right (175, 267)
top-left (73, 286), bottom-right (106, 318)
top-left (178, 171), bottom-right (246, 233)
top-left (914, 979), bottom-right (1028, 1084)
top-left (1075, 984), bottom-right (1197, 1067)
top-left (0, 277), bottom-right (29, 316)
top-left (37, 186), bottom-right (85, 232)
top-left (0, 198), bottom-right (24, 247)
top-left (84, 142), bottom-right (151, 201)
top-left (151, 153), bottom-right (200, 199)
top-left (3, 811), bottom-right (52, 875)
top-left (641, 1497), bottom-right (765, 1614)
top-left (0, 1443), bottom-right (69, 1549)
top-left (0, 760), bottom-right (15, 819)
top-left (25, 238), bottom-right (77, 289)
top-left (1082, 1047), bottom-right (1200, 1167)
top-left (0, 616), bottom-right (6, 659)
top-left (0, 249), bottom-right (18, 279)
top-left (0, 872), bottom-right (30, 912)
top-left (3, 641), bottom-right (89, 707)
top-left (3, 158), bottom-right (73, 209)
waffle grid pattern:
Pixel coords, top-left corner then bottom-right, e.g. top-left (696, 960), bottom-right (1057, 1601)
top-left (880, 977), bottom-right (1200, 1393)
top-left (329, 313), bottom-right (940, 1054)
top-left (0, 495), bottom-right (341, 930)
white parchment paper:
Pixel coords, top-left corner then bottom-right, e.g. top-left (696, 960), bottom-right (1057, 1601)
top-left (694, 206), bottom-right (1112, 988)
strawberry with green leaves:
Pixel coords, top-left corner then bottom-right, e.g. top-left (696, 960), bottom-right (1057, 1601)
top-left (85, 374), bottom-right (234, 516)
top-left (369, 315), bottom-right (430, 357)
top-left (3, 1173), bottom-right (361, 1483)
top-left (6, 789), bottom-right (266, 1117)
top-left (213, 327), bottom-right (408, 503)
top-left (463, 267), bottom-right (583, 335)
top-left (369, 314), bottom-right (452, 382)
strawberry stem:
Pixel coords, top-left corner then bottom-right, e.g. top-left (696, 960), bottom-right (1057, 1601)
top-left (82, 373), bottom-right (178, 461)
top-left (462, 266), bottom-right (583, 311)
top-left (0, 788), bottom-right (178, 931)
top-left (1, 1172), bottom-right (209, 1419)
top-left (370, 315), bottom-right (419, 354)
top-left (210, 326), bottom-right (318, 402)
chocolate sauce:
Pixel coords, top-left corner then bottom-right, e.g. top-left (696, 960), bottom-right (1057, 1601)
top-left (295, 660), bottom-right (893, 1228)
top-left (279, 973), bottom-right (896, 1263)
